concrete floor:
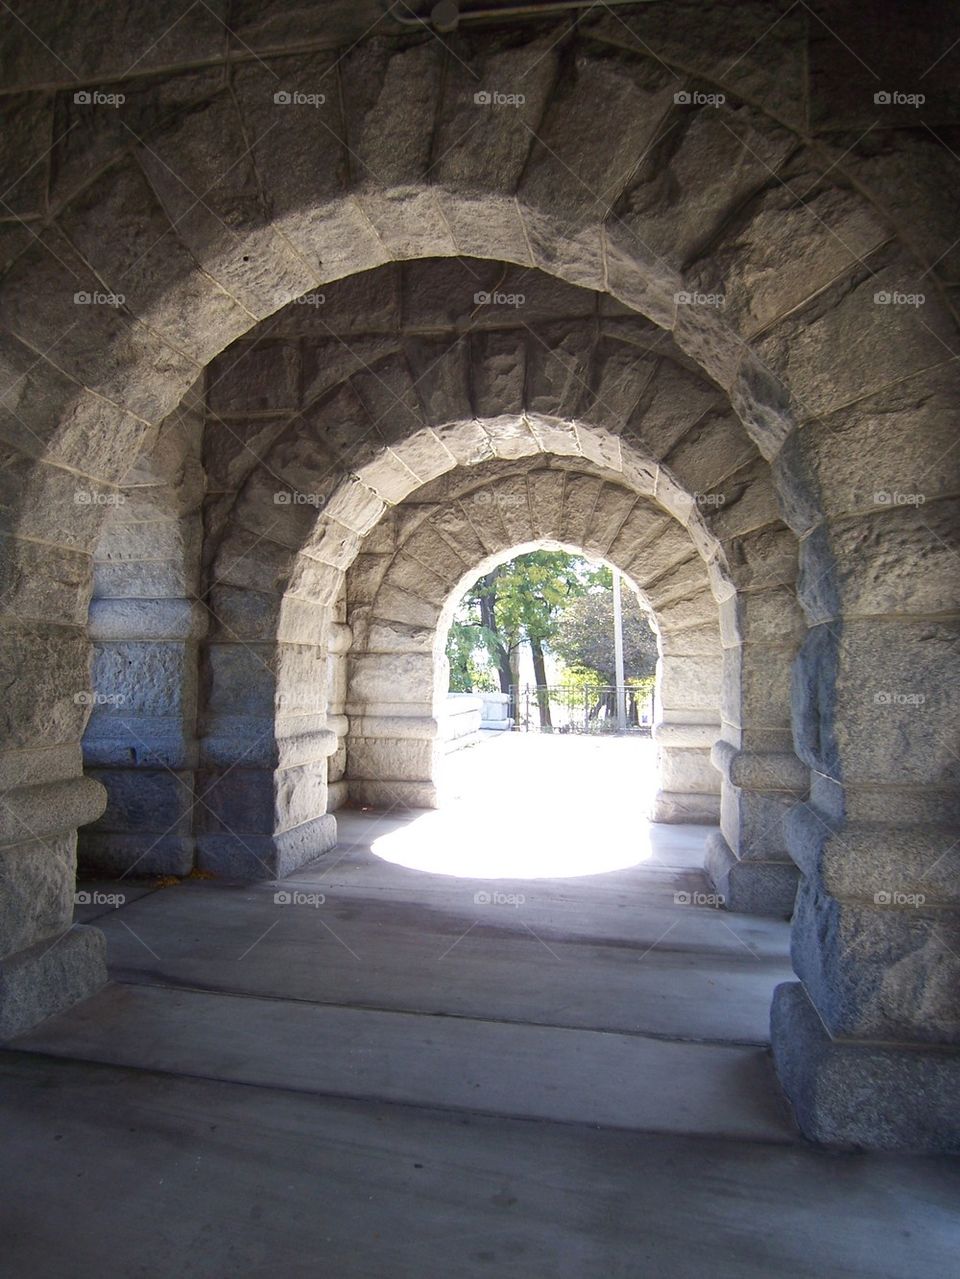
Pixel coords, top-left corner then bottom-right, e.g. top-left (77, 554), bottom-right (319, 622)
top-left (3, 736), bottom-right (958, 1276)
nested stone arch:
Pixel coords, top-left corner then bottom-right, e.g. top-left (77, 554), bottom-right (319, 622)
top-left (0, 10), bottom-right (955, 1147)
top-left (342, 462), bottom-right (728, 823)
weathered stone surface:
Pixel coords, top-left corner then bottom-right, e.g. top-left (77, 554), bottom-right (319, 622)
top-left (348, 652), bottom-right (434, 707)
top-left (705, 832), bottom-right (799, 919)
top-left (88, 641), bottom-right (198, 718)
top-left (0, 228), bottom-right (198, 422)
top-left (658, 746), bottom-right (718, 795)
top-left (723, 644), bottom-right (793, 729)
top-left (692, 172), bottom-right (889, 339)
top-left (61, 158), bottom-right (252, 367)
top-left (712, 741), bottom-right (807, 794)
top-left (197, 812), bottom-right (337, 880)
top-left (523, 49), bottom-right (674, 204)
top-left (138, 91), bottom-right (313, 317)
top-left (0, 92), bottom-right (53, 218)
top-left (772, 980), bottom-right (960, 1152)
top-left (792, 620), bottom-right (960, 787)
top-left (651, 790), bottom-right (719, 825)
top-left (0, 13), bottom-right (956, 1156)
top-left (755, 254), bottom-right (957, 422)
top-left (0, 535), bottom-right (91, 626)
top-left (616, 99), bottom-right (793, 274)
top-left (526, 324), bottom-right (593, 420)
top-left (347, 737), bottom-right (435, 783)
top-left (791, 881), bottom-right (960, 1044)
top-left (0, 837), bottom-right (76, 956)
top-left (0, 623), bottom-right (93, 750)
top-left (798, 500), bottom-right (960, 623)
top-left (775, 363), bottom-right (960, 533)
top-left (0, 924), bottom-right (106, 1040)
top-left (719, 588), bottom-right (805, 649)
top-left (85, 767), bottom-right (192, 837)
top-left (584, 1), bottom-right (807, 127)
top-left (208, 341), bottom-right (299, 415)
top-left (721, 785), bottom-right (796, 862)
top-left (663, 411), bottom-right (757, 498)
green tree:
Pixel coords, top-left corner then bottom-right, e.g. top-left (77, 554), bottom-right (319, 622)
top-left (550, 584), bottom-right (658, 685)
top-left (444, 551), bottom-right (599, 725)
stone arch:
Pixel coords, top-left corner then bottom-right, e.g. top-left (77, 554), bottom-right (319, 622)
top-left (0, 17), bottom-right (955, 1148)
top-left (342, 464), bottom-right (726, 826)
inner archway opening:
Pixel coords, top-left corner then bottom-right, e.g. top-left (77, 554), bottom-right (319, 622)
top-left (366, 541), bottom-right (716, 880)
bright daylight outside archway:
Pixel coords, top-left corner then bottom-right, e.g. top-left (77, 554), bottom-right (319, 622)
top-left (366, 544), bottom-right (713, 879)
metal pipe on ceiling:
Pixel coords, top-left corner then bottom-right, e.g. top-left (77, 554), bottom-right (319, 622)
top-left (389, 0), bottom-right (661, 33)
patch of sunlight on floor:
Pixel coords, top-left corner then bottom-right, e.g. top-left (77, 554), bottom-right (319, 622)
top-left (370, 733), bottom-right (661, 879)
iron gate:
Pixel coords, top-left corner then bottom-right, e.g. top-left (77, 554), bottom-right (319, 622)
top-left (510, 685), bottom-right (654, 735)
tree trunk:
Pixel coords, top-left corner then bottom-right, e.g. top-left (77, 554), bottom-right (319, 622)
top-left (530, 635), bottom-right (552, 730)
top-left (479, 570), bottom-right (513, 695)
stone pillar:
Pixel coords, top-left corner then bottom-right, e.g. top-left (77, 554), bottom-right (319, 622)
top-left (344, 518), bottom-right (446, 810)
top-left (0, 612), bottom-right (108, 1038)
top-left (79, 598), bottom-right (206, 875)
top-left (705, 586), bottom-right (806, 916)
top-left (651, 721), bottom-right (720, 822)
top-left (197, 630), bottom-right (339, 879)
top-left (649, 630), bottom-right (722, 824)
top-left (325, 611), bottom-right (351, 812)
top-left (770, 515), bottom-right (960, 1149)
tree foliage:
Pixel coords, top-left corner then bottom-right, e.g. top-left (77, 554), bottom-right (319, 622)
top-left (550, 587), bottom-right (658, 685)
top-left (444, 550), bottom-right (658, 695)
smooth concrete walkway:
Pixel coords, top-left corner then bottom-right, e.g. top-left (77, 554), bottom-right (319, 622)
top-left (3, 736), bottom-right (959, 1277)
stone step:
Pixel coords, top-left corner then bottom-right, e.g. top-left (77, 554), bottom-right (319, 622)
top-left (10, 983), bottom-right (797, 1143)
top-left (78, 880), bottom-right (794, 1044)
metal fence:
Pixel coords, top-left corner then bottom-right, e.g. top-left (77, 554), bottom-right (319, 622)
top-left (510, 684), bottom-right (654, 735)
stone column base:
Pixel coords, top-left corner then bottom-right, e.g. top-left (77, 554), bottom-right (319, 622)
top-left (347, 779), bottom-right (438, 810)
top-left (0, 925), bottom-right (107, 1040)
top-left (771, 981), bottom-right (960, 1152)
top-left (78, 832), bottom-right (195, 877)
top-left (197, 814), bottom-right (338, 880)
top-left (705, 832), bottom-right (799, 917)
top-left (650, 790), bottom-right (719, 824)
